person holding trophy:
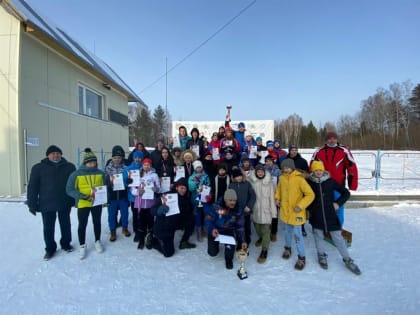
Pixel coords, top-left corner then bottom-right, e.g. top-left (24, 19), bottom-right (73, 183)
top-left (205, 189), bottom-right (247, 270)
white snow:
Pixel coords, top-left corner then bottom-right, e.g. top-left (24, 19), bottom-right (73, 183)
top-left (1, 151), bottom-right (420, 314)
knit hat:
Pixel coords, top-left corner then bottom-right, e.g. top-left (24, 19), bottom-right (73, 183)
top-left (142, 158), bottom-right (152, 165)
top-left (311, 160), bottom-right (325, 172)
top-left (244, 130), bottom-right (252, 138)
top-left (133, 151), bottom-right (144, 160)
top-left (193, 160), bottom-right (203, 170)
top-left (231, 168), bottom-right (243, 178)
top-left (224, 189), bottom-right (237, 201)
top-left (175, 177), bottom-right (188, 188)
top-left (83, 148), bottom-right (97, 165)
top-left (256, 136), bottom-right (262, 142)
top-left (266, 141), bottom-right (274, 147)
top-left (289, 144), bottom-right (298, 151)
top-left (112, 145), bottom-right (125, 158)
top-left (255, 164), bottom-right (265, 172)
top-left (45, 145), bottom-right (62, 156)
top-left (238, 122), bottom-right (245, 128)
top-left (325, 131), bottom-right (338, 140)
top-left (281, 158), bottom-right (295, 170)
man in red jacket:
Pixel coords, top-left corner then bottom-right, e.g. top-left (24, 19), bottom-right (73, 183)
top-left (310, 132), bottom-right (358, 191)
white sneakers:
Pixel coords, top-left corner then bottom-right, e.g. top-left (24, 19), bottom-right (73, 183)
top-left (79, 241), bottom-right (104, 260)
top-left (94, 240), bottom-right (104, 253)
top-left (79, 244), bottom-right (87, 260)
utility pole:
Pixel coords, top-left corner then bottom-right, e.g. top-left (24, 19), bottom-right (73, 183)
top-left (165, 57), bottom-right (168, 145)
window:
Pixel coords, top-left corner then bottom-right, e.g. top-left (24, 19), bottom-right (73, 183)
top-left (78, 84), bottom-right (103, 119)
top-left (109, 109), bottom-right (128, 126)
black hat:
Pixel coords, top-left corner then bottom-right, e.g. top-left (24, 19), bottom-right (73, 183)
top-left (83, 148), bottom-right (97, 165)
top-left (112, 145), bottom-right (125, 158)
top-left (231, 168), bottom-right (243, 178)
top-left (175, 177), bottom-right (188, 188)
top-left (288, 144), bottom-right (298, 151)
top-left (46, 145), bottom-right (62, 156)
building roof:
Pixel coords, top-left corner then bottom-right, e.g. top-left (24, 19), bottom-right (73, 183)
top-left (4, 0), bottom-right (146, 106)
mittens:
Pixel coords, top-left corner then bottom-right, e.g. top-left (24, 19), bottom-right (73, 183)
top-left (157, 205), bottom-right (170, 215)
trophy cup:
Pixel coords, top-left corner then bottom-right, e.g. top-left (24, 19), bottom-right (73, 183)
top-left (236, 248), bottom-right (249, 280)
top-left (226, 104), bottom-right (232, 121)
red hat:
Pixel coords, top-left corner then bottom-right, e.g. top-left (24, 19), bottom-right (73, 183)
top-left (142, 158), bottom-right (152, 165)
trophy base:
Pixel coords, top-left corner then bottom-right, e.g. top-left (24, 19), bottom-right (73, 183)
top-left (237, 270), bottom-right (248, 280)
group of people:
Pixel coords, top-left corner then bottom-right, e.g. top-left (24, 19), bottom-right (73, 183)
top-left (27, 121), bottom-right (361, 275)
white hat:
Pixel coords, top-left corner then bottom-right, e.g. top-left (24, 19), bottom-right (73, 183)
top-left (193, 160), bottom-right (203, 170)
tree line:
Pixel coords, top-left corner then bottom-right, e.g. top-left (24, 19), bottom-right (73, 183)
top-left (130, 80), bottom-right (420, 150)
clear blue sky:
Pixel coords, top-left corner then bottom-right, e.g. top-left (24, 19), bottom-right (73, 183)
top-left (27, 0), bottom-right (420, 126)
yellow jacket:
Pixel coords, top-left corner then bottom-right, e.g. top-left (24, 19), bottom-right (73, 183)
top-left (275, 170), bottom-right (315, 226)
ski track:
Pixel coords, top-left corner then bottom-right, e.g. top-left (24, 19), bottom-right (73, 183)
top-left (1, 202), bottom-right (420, 314)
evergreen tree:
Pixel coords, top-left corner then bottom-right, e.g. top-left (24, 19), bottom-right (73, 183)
top-left (152, 105), bottom-right (169, 144)
top-left (135, 107), bottom-right (154, 147)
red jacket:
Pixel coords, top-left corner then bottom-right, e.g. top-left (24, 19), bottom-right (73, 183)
top-left (310, 144), bottom-right (358, 191)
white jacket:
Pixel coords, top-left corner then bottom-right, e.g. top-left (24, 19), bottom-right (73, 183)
top-left (248, 171), bottom-right (277, 224)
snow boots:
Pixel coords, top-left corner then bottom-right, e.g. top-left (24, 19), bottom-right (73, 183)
top-left (122, 228), bottom-right (131, 237)
top-left (282, 247), bottom-right (292, 259)
top-left (294, 255), bottom-right (306, 270)
top-left (343, 257), bottom-right (361, 275)
top-left (257, 249), bottom-right (268, 264)
top-left (110, 231), bottom-right (117, 242)
top-left (255, 238), bottom-right (262, 247)
top-left (318, 253), bottom-right (328, 269)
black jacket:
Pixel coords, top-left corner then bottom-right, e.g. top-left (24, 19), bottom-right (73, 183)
top-left (27, 157), bottom-right (76, 212)
top-left (287, 153), bottom-right (309, 173)
top-left (307, 172), bottom-right (350, 232)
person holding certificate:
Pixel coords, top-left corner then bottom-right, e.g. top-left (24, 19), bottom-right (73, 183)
top-left (205, 189), bottom-right (247, 270)
top-left (66, 148), bottom-right (106, 259)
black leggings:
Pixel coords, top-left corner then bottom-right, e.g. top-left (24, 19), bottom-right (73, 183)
top-left (77, 206), bottom-right (102, 245)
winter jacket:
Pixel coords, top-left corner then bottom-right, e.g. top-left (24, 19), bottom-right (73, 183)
top-left (27, 157), bottom-right (76, 212)
top-left (212, 175), bottom-right (230, 204)
top-left (205, 201), bottom-right (245, 243)
top-left (188, 170), bottom-right (211, 206)
top-left (311, 144), bottom-right (358, 190)
top-left (151, 196), bottom-right (179, 240)
top-left (248, 172), bottom-right (277, 224)
top-left (123, 161), bottom-right (143, 202)
top-left (228, 180), bottom-right (256, 215)
top-left (156, 158), bottom-right (176, 184)
top-left (134, 168), bottom-right (161, 209)
top-left (286, 153), bottom-right (309, 173)
top-left (274, 170), bottom-right (315, 226)
top-left (307, 171), bottom-right (350, 231)
top-left (186, 138), bottom-right (205, 159)
top-left (66, 165), bottom-right (105, 209)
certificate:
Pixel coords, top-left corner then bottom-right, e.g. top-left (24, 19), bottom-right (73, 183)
top-left (215, 234), bottom-right (236, 245)
top-left (174, 166), bottom-right (185, 182)
top-left (112, 173), bottom-right (125, 191)
top-left (162, 193), bottom-right (180, 216)
top-left (191, 144), bottom-right (200, 158)
top-left (92, 185), bottom-right (107, 206)
top-left (128, 169), bottom-right (140, 187)
top-left (160, 177), bottom-right (171, 193)
top-left (142, 182), bottom-right (155, 200)
top-left (212, 148), bottom-right (220, 161)
top-left (249, 146), bottom-right (257, 159)
top-left (199, 185), bottom-right (211, 202)
top-left (172, 136), bottom-right (181, 148)
top-left (259, 150), bottom-right (268, 163)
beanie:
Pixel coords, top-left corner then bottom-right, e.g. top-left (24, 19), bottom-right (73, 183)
top-left (133, 151), bottom-right (144, 160)
top-left (325, 131), bottom-right (338, 141)
top-left (289, 144), bottom-right (298, 151)
top-left (238, 122), bottom-right (245, 128)
top-left (142, 158), bottom-right (152, 165)
top-left (256, 136), bottom-right (262, 142)
top-left (175, 177), bottom-right (188, 188)
top-left (231, 168), bottom-right (243, 178)
top-left (193, 160), bottom-right (203, 170)
top-left (112, 145), bottom-right (125, 158)
top-left (46, 145), bottom-right (62, 156)
top-left (281, 158), bottom-right (295, 170)
top-left (311, 160), bottom-right (325, 172)
top-left (266, 141), bottom-right (274, 147)
top-left (83, 148), bottom-right (97, 165)
top-left (224, 189), bottom-right (237, 202)
top-left (255, 164), bottom-right (265, 172)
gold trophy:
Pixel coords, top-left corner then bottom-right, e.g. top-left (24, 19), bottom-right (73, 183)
top-left (236, 248), bottom-right (249, 280)
top-left (226, 104), bottom-right (232, 121)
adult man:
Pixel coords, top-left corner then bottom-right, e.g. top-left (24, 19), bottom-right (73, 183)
top-left (287, 145), bottom-right (309, 173)
top-left (310, 132), bottom-right (358, 225)
top-left (27, 145), bottom-right (76, 260)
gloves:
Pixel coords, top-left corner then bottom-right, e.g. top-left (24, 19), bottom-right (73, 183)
top-left (152, 186), bottom-right (160, 193)
top-left (127, 178), bottom-right (133, 184)
top-left (29, 208), bottom-right (37, 216)
top-left (157, 205), bottom-right (170, 215)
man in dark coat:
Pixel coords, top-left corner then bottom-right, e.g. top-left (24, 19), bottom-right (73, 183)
top-left (27, 145), bottom-right (76, 260)
top-left (287, 145), bottom-right (309, 173)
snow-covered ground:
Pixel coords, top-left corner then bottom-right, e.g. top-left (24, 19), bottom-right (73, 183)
top-left (1, 150), bottom-right (419, 315)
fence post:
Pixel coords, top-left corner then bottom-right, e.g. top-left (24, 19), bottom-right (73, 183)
top-left (375, 149), bottom-right (381, 190)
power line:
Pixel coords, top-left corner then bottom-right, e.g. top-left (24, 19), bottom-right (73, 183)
top-left (139, 0), bottom-right (257, 94)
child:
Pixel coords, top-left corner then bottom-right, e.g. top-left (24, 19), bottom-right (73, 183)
top-left (264, 155), bottom-right (280, 241)
top-left (134, 158), bottom-right (161, 249)
top-left (66, 148), bottom-right (106, 259)
top-left (205, 189), bottom-right (247, 270)
top-left (307, 161), bottom-right (361, 275)
top-left (247, 164), bottom-right (276, 263)
top-left (211, 163), bottom-right (230, 205)
top-left (228, 168), bottom-right (256, 248)
top-left (275, 159), bottom-right (315, 270)
top-left (188, 160), bottom-right (211, 242)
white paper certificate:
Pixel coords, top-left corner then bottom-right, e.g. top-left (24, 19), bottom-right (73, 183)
top-left (160, 177), bottom-right (171, 193)
top-left (215, 234), bottom-right (236, 245)
top-left (199, 185), bottom-right (211, 202)
top-left (142, 182), bottom-right (155, 200)
top-left (92, 185), bottom-right (107, 206)
top-left (112, 174), bottom-right (125, 191)
top-left (128, 169), bottom-right (140, 187)
top-left (212, 148), bottom-right (220, 161)
top-left (259, 150), bottom-right (268, 163)
top-left (191, 145), bottom-right (200, 158)
top-left (163, 193), bottom-right (180, 216)
top-left (174, 166), bottom-right (185, 181)
top-left (173, 136), bottom-right (181, 148)
top-left (249, 146), bottom-right (257, 159)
